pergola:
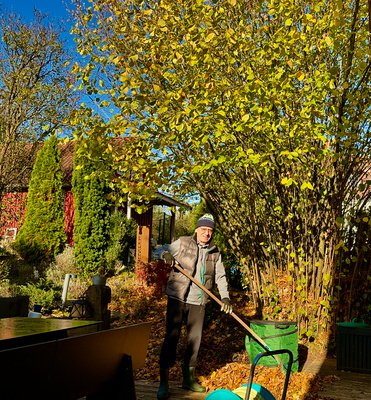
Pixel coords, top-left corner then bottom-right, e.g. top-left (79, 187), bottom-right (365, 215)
top-left (130, 191), bottom-right (189, 265)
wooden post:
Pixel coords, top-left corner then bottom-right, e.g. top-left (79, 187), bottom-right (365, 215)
top-left (85, 285), bottom-right (111, 330)
top-left (136, 225), bottom-right (150, 264)
top-left (170, 210), bottom-right (176, 243)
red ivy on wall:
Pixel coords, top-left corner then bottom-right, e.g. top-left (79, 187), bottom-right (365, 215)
top-left (0, 192), bottom-right (27, 236)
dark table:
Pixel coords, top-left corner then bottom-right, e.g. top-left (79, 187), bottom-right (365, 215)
top-left (0, 316), bottom-right (102, 350)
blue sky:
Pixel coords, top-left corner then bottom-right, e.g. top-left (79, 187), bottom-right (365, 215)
top-left (1, 0), bottom-right (73, 22)
top-left (0, 1), bottom-right (98, 120)
top-left (1, 0), bottom-right (78, 46)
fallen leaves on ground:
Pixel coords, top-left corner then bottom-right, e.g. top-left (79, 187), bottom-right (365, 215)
top-left (110, 282), bottom-right (339, 400)
top-left (199, 362), bottom-right (338, 400)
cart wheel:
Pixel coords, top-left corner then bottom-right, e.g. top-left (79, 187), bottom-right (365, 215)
top-left (205, 389), bottom-right (241, 399)
top-left (233, 383), bottom-right (275, 400)
top-left (205, 383), bottom-right (275, 400)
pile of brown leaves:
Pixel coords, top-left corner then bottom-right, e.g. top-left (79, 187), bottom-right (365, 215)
top-left (199, 362), bottom-right (338, 400)
top-left (110, 281), bottom-right (338, 400)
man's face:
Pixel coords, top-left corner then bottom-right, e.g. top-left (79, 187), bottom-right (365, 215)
top-left (195, 226), bottom-right (214, 245)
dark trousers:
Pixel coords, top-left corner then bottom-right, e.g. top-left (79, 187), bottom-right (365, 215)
top-left (159, 297), bottom-right (205, 369)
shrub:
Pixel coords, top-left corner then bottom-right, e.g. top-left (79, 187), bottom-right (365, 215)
top-left (55, 245), bottom-right (77, 274)
top-left (45, 245), bottom-right (88, 301)
top-left (14, 135), bottom-right (66, 263)
top-left (0, 279), bottom-right (21, 297)
top-left (72, 140), bottom-right (111, 278)
top-left (0, 255), bottom-right (40, 285)
top-left (135, 261), bottom-right (171, 297)
top-left (106, 212), bottom-right (137, 268)
top-left (111, 274), bottom-right (164, 319)
top-left (46, 245), bottom-right (78, 286)
top-left (20, 279), bottom-right (61, 314)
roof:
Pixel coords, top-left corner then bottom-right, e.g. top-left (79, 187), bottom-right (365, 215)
top-left (17, 137), bottom-right (130, 188)
top-left (59, 140), bottom-right (76, 187)
top-left (151, 191), bottom-right (190, 209)
top-left (15, 138), bottom-right (189, 209)
top-left (8, 140), bottom-right (75, 189)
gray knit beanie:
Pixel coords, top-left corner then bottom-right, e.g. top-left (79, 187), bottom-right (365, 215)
top-left (195, 213), bottom-right (215, 229)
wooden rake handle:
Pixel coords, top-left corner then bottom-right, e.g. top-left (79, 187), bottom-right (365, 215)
top-left (172, 262), bottom-right (286, 371)
top-left (172, 262), bottom-right (271, 351)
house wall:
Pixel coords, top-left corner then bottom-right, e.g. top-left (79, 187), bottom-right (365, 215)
top-left (1, 190), bottom-right (154, 265)
top-left (0, 192), bottom-right (27, 237)
top-left (64, 190), bottom-right (74, 245)
top-left (0, 190), bottom-right (76, 245)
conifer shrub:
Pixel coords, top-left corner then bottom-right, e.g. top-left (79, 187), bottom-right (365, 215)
top-left (72, 141), bottom-right (111, 278)
top-left (20, 279), bottom-right (61, 314)
top-left (14, 135), bottom-right (66, 263)
top-left (106, 212), bottom-right (137, 268)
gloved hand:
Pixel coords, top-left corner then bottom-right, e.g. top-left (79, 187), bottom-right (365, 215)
top-left (221, 298), bottom-right (233, 314)
top-left (163, 252), bottom-right (175, 266)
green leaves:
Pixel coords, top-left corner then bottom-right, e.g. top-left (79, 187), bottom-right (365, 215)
top-left (14, 135), bottom-right (66, 263)
top-left (72, 138), bottom-right (112, 278)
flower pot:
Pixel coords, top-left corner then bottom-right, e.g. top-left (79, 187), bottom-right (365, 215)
top-left (28, 311), bottom-right (42, 318)
top-left (92, 275), bottom-right (107, 286)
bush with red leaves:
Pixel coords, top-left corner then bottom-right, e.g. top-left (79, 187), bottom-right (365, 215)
top-left (135, 261), bottom-right (171, 297)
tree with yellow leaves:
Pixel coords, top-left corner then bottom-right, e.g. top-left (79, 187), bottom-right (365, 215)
top-left (70, 0), bottom-right (371, 344)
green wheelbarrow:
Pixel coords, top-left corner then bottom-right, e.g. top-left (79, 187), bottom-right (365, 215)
top-left (205, 349), bottom-right (294, 400)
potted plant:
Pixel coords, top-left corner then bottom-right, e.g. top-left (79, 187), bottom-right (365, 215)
top-left (92, 264), bottom-right (114, 286)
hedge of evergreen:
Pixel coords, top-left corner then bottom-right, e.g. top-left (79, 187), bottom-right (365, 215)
top-left (15, 135), bottom-right (66, 263)
top-left (72, 140), bottom-right (111, 277)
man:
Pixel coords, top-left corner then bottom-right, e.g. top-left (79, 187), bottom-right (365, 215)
top-left (155, 213), bottom-right (232, 400)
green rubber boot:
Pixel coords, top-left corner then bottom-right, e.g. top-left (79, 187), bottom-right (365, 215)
top-left (157, 368), bottom-right (169, 399)
top-left (181, 365), bottom-right (206, 393)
